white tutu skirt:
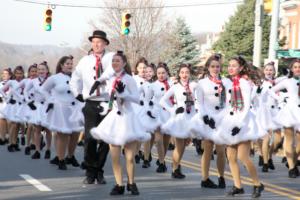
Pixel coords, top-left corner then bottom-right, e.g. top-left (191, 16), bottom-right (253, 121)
top-left (162, 110), bottom-right (195, 139)
top-left (42, 101), bottom-right (84, 134)
top-left (273, 101), bottom-right (300, 128)
top-left (69, 102), bottom-right (85, 128)
top-left (0, 102), bottom-right (7, 119)
top-left (25, 102), bottom-right (47, 126)
top-left (91, 108), bottom-right (151, 146)
top-left (215, 110), bottom-right (265, 145)
top-left (256, 104), bottom-right (281, 131)
top-left (137, 105), bottom-right (160, 133)
top-left (16, 102), bottom-right (30, 123)
top-left (2, 102), bottom-right (22, 123)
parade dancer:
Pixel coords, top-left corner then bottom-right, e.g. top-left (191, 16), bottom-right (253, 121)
top-left (190, 54), bottom-right (230, 188)
top-left (70, 30), bottom-right (114, 184)
top-left (216, 56), bottom-right (265, 198)
top-left (41, 55), bottom-right (84, 170)
top-left (269, 59), bottom-right (300, 178)
top-left (0, 66), bottom-right (25, 152)
top-left (159, 64), bottom-right (197, 179)
top-left (0, 68), bottom-right (12, 145)
top-left (24, 62), bottom-right (52, 159)
top-left (90, 51), bottom-right (151, 195)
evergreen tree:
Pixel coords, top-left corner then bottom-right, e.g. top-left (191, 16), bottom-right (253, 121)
top-left (213, 0), bottom-right (271, 65)
top-left (165, 17), bottom-right (199, 76)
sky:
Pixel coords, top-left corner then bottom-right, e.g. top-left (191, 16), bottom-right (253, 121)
top-left (0, 0), bottom-right (241, 47)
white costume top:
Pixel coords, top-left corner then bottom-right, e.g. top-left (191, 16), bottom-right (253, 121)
top-left (215, 78), bottom-right (264, 145)
top-left (91, 72), bottom-right (151, 145)
top-left (0, 80), bottom-right (9, 119)
top-left (190, 77), bottom-right (231, 141)
top-left (159, 81), bottom-right (197, 138)
top-left (70, 52), bottom-right (114, 101)
top-left (269, 77), bottom-right (300, 129)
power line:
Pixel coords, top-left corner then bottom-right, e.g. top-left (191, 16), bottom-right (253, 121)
top-left (12, 0), bottom-right (243, 9)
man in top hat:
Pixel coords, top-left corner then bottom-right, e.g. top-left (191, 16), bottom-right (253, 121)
top-left (70, 30), bottom-right (114, 184)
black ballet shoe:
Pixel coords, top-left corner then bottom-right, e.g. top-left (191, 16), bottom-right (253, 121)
top-left (30, 144), bottom-right (36, 150)
top-left (227, 186), bottom-right (245, 196)
top-left (250, 148), bottom-right (255, 157)
top-left (31, 151), bottom-right (41, 159)
top-left (156, 159), bottom-right (160, 166)
top-left (65, 155), bottom-right (80, 167)
top-left (268, 159), bottom-right (275, 170)
top-left (135, 155), bottom-right (141, 164)
top-left (252, 183), bottom-right (264, 198)
top-left (201, 178), bottom-right (218, 188)
top-left (171, 166), bottom-right (186, 179)
top-left (77, 140), bottom-right (84, 146)
top-left (50, 156), bottom-right (59, 165)
top-left (127, 183), bottom-right (139, 195)
top-left (156, 162), bottom-right (167, 173)
top-left (21, 136), bottom-right (25, 146)
top-left (218, 176), bottom-right (226, 188)
top-left (58, 159), bottom-right (67, 170)
top-left (44, 150), bottom-right (51, 159)
top-left (258, 156), bottom-right (263, 166)
top-left (142, 160), bottom-right (150, 168)
top-left (24, 146), bottom-right (31, 155)
top-left (0, 138), bottom-right (6, 145)
top-left (262, 164), bottom-right (268, 172)
top-left (168, 143), bottom-right (175, 150)
top-left (110, 184), bottom-right (125, 195)
top-left (281, 157), bottom-right (287, 163)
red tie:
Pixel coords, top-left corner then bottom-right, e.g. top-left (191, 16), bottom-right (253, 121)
top-left (95, 55), bottom-right (103, 96)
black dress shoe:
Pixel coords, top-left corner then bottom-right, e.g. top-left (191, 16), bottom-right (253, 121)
top-left (227, 186), bottom-right (245, 196)
top-left (218, 176), bottom-right (226, 188)
top-left (268, 159), bottom-right (275, 170)
top-left (65, 156), bottom-right (80, 167)
top-left (135, 155), bottom-right (141, 164)
top-left (201, 178), bottom-right (218, 188)
top-left (31, 151), bottom-right (41, 159)
top-left (58, 160), bottom-right (67, 170)
top-left (44, 150), bottom-right (51, 159)
top-left (127, 183), bottom-right (139, 195)
top-left (96, 172), bottom-right (107, 184)
top-left (110, 185), bottom-right (125, 195)
top-left (13, 144), bottom-right (21, 151)
top-left (50, 156), bottom-right (59, 165)
top-left (21, 136), bottom-right (25, 146)
top-left (156, 162), bottom-right (167, 173)
top-left (171, 166), bottom-right (186, 179)
top-left (252, 183), bottom-right (264, 198)
top-left (30, 144), bottom-right (36, 150)
top-left (24, 146), bottom-right (31, 155)
top-left (262, 164), bottom-right (268, 172)
top-left (142, 160), bottom-right (150, 168)
top-left (281, 157), bottom-right (287, 163)
top-left (7, 144), bottom-right (15, 152)
top-left (258, 156), bottom-right (263, 166)
top-left (83, 176), bottom-right (95, 184)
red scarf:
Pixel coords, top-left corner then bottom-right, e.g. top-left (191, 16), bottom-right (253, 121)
top-left (160, 79), bottom-right (174, 105)
top-left (108, 71), bottom-right (125, 111)
top-left (95, 54), bottom-right (103, 96)
top-left (231, 76), bottom-right (244, 111)
top-left (209, 75), bottom-right (226, 108)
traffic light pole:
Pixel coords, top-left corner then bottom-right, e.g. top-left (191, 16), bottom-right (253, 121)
top-left (268, 0), bottom-right (280, 61)
top-left (253, 0), bottom-right (263, 68)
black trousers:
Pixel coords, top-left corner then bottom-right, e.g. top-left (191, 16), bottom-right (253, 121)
top-left (82, 100), bottom-right (109, 177)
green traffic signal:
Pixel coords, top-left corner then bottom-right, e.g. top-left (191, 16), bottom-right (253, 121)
top-left (123, 28), bottom-right (130, 35)
top-left (45, 24), bottom-right (51, 31)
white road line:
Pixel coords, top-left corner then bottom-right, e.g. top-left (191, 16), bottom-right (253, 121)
top-left (20, 174), bottom-right (52, 192)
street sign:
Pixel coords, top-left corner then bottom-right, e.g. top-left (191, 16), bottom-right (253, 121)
top-left (277, 49), bottom-right (300, 58)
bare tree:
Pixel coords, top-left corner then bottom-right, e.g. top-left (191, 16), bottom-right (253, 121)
top-left (88, 0), bottom-right (172, 68)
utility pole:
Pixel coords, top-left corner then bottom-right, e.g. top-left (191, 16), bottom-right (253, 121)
top-left (268, 0), bottom-right (280, 60)
top-left (253, 0), bottom-right (263, 68)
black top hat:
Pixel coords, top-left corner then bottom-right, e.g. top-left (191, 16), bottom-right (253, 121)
top-left (88, 30), bottom-right (110, 44)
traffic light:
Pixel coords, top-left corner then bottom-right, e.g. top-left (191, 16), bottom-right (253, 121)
top-left (121, 12), bottom-right (131, 35)
top-left (264, 0), bottom-right (272, 14)
top-left (44, 8), bottom-right (52, 31)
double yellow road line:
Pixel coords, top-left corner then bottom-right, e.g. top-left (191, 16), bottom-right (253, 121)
top-left (153, 153), bottom-right (300, 199)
